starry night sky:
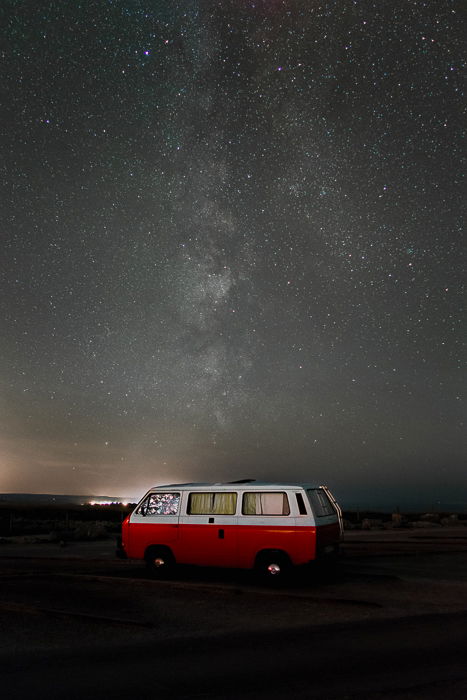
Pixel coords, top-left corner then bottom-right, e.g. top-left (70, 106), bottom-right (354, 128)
top-left (1, 0), bottom-right (465, 507)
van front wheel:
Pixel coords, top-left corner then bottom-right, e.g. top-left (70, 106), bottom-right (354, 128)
top-left (145, 546), bottom-right (175, 578)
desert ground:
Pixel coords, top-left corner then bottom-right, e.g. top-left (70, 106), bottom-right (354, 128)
top-left (1, 527), bottom-right (467, 699)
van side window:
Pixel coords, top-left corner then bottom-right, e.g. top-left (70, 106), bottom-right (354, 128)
top-left (137, 492), bottom-right (180, 516)
top-left (296, 493), bottom-right (307, 515)
top-left (188, 492), bottom-right (237, 515)
top-left (307, 489), bottom-right (335, 517)
top-left (242, 492), bottom-right (290, 516)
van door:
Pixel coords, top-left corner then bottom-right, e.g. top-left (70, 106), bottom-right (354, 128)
top-left (178, 491), bottom-right (238, 567)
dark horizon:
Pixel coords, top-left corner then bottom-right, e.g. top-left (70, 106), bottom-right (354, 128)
top-left (1, 488), bottom-right (467, 515)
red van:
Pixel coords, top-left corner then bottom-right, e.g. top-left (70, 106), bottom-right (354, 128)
top-left (118, 480), bottom-right (343, 577)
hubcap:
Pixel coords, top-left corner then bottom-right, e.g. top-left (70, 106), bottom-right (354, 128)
top-left (153, 557), bottom-right (166, 568)
top-left (267, 563), bottom-right (281, 575)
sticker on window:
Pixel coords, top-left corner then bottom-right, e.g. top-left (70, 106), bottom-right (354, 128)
top-left (137, 492), bottom-right (180, 516)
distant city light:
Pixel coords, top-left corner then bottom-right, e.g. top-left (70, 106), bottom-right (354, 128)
top-left (87, 500), bottom-right (130, 506)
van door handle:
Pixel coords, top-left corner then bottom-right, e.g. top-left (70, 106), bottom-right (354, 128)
top-left (218, 529), bottom-right (224, 539)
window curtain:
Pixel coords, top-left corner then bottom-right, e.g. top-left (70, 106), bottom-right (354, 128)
top-left (261, 493), bottom-right (288, 515)
top-left (189, 493), bottom-right (213, 514)
top-left (189, 492), bottom-right (237, 514)
top-left (243, 493), bottom-right (257, 515)
top-left (212, 492), bottom-right (236, 514)
top-left (243, 492), bottom-right (289, 515)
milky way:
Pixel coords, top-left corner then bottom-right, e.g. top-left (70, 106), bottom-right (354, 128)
top-left (1, 1), bottom-right (465, 507)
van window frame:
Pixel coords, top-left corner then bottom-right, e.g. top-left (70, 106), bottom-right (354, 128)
top-left (241, 491), bottom-right (290, 516)
top-left (296, 492), bottom-right (308, 515)
top-left (187, 491), bottom-right (237, 515)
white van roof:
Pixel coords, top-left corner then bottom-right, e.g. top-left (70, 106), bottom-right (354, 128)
top-left (149, 481), bottom-right (325, 491)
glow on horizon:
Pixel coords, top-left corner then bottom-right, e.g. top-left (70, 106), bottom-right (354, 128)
top-left (87, 500), bottom-right (130, 506)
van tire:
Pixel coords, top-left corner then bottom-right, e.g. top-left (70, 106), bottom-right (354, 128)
top-left (255, 550), bottom-right (291, 582)
top-left (145, 546), bottom-right (175, 577)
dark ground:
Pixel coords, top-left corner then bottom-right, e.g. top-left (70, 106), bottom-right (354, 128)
top-left (1, 528), bottom-right (467, 699)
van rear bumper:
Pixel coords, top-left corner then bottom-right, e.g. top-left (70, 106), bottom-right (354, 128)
top-left (319, 543), bottom-right (340, 555)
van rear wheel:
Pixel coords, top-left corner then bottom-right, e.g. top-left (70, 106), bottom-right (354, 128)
top-left (145, 547), bottom-right (175, 578)
top-left (255, 551), bottom-right (290, 582)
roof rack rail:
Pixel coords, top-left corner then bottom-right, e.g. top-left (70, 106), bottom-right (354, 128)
top-left (227, 478), bottom-right (256, 484)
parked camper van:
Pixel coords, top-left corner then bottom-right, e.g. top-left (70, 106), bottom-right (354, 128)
top-left (118, 480), bottom-right (343, 577)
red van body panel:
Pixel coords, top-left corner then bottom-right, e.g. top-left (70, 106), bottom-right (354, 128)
top-left (123, 523), bottom-right (317, 568)
top-left (177, 524), bottom-right (236, 567)
top-left (235, 525), bottom-right (316, 567)
top-left (125, 522), bottom-right (179, 559)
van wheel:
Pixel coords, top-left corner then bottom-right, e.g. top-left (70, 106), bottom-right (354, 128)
top-left (255, 551), bottom-right (290, 582)
top-left (145, 547), bottom-right (175, 577)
